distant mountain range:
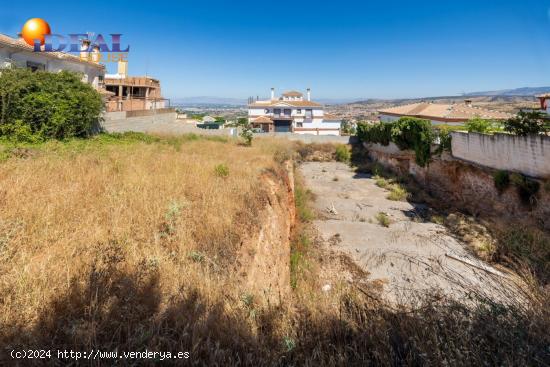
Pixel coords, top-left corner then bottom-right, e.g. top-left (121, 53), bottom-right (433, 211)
top-left (464, 86), bottom-right (550, 97)
top-left (171, 96), bottom-right (363, 107)
top-left (171, 97), bottom-right (247, 106)
top-left (171, 87), bottom-right (550, 107)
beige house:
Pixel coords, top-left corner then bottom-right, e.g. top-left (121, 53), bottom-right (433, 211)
top-left (0, 33), bottom-right (105, 88)
top-left (378, 100), bottom-right (513, 126)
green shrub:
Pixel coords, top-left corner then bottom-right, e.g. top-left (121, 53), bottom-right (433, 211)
top-left (335, 145), bottom-right (351, 163)
top-left (510, 173), bottom-right (540, 205)
top-left (493, 170), bottom-right (510, 193)
top-left (374, 175), bottom-right (389, 188)
top-left (435, 128), bottom-right (452, 154)
top-left (504, 111), bottom-right (549, 136)
top-left (0, 68), bottom-right (103, 141)
top-left (390, 117), bottom-right (433, 167)
top-left (465, 117), bottom-right (493, 133)
top-left (356, 122), bottom-right (392, 146)
top-left (358, 118), bottom-right (434, 167)
top-left (214, 163), bottom-right (229, 178)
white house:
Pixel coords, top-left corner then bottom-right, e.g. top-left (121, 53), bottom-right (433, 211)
top-left (248, 88), bottom-right (341, 135)
top-left (0, 33), bottom-right (105, 89)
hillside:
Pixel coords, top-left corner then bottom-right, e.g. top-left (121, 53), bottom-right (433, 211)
top-left (465, 86), bottom-right (550, 96)
top-left (340, 95), bottom-right (539, 115)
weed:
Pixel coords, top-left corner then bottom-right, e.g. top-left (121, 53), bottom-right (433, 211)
top-left (294, 182), bottom-right (315, 222)
top-left (335, 144), bottom-right (351, 163)
top-left (214, 163), bottom-right (230, 178)
top-left (283, 336), bottom-right (296, 352)
top-left (376, 212), bottom-right (391, 227)
top-left (387, 184), bottom-right (408, 201)
top-left (510, 173), bottom-right (540, 206)
top-left (430, 215), bottom-right (445, 225)
top-left (240, 293), bottom-right (254, 308)
top-left (374, 175), bottom-right (389, 188)
top-left (188, 251), bottom-right (205, 263)
top-left (493, 170), bottom-right (510, 193)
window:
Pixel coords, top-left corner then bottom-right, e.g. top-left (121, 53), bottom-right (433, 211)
top-left (284, 109), bottom-right (291, 116)
top-left (296, 122), bottom-right (303, 127)
top-left (297, 109), bottom-right (302, 114)
top-left (274, 108), bottom-right (281, 116)
top-left (305, 109), bottom-right (313, 118)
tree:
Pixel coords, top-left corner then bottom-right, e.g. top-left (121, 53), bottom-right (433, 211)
top-left (0, 68), bottom-right (103, 141)
top-left (237, 118), bottom-right (253, 146)
top-left (503, 111), bottom-right (549, 136)
top-left (465, 117), bottom-right (493, 133)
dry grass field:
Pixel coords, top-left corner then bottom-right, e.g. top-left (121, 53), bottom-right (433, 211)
top-left (0, 133), bottom-right (548, 366)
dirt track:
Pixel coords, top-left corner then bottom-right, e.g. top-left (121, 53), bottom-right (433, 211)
top-left (301, 161), bottom-right (524, 304)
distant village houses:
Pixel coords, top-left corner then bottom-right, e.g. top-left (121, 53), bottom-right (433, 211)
top-left (248, 88), bottom-right (342, 135)
top-left (378, 100), bottom-right (513, 125)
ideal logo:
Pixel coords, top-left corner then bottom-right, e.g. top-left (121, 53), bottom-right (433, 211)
top-left (20, 18), bottom-right (130, 61)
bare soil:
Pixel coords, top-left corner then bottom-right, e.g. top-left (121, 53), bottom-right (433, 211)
top-left (300, 161), bottom-right (526, 305)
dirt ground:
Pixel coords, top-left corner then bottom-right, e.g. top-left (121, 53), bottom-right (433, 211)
top-left (301, 161), bottom-right (525, 305)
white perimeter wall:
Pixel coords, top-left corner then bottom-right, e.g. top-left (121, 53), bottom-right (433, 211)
top-left (451, 131), bottom-right (550, 178)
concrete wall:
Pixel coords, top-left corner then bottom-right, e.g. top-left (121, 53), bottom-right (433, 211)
top-left (365, 142), bottom-right (550, 230)
top-left (101, 113), bottom-right (239, 137)
top-left (451, 132), bottom-right (550, 178)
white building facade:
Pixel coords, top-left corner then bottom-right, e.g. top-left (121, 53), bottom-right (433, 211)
top-left (0, 33), bottom-right (105, 89)
top-left (248, 88), bottom-right (341, 135)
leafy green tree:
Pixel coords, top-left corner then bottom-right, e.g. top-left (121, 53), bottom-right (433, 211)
top-left (390, 117), bottom-right (433, 166)
top-left (503, 111), bottom-right (549, 136)
top-left (0, 68), bottom-right (103, 141)
top-left (465, 117), bottom-right (493, 133)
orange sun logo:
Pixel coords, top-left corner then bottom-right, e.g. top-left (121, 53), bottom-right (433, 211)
top-left (21, 18), bottom-right (51, 46)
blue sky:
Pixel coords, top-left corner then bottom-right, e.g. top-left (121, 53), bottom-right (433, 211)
top-left (1, 1), bottom-right (550, 99)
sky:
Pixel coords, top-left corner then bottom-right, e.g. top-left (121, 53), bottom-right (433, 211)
top-left (1, 1), bottom-right (550, 99)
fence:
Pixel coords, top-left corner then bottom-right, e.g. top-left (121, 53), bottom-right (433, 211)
top-left (450, 131), bottom-right (550, 178)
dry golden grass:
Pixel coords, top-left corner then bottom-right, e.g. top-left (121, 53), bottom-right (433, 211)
top-left (0, 134), bottom-right (295, 353)
top-left (0, 134), bottom-right (547, 366)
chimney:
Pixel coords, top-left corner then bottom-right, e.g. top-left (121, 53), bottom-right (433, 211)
top-left (80, 39), bottom-right (91, 61)
top-left (117, 60), bottom-right (128, 78)
top-left (307, 88), bottom-right (311, 101)
top-left (464, 99), bottom-right (472, 107)
top-left (271, 87), bottom-right (275, 100)
top-left (91, 44), bottom-right (100, 63)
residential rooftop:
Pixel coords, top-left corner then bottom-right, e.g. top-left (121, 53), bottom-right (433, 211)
top-left (0, 33), bottom-right (105, 69)
top-left (378, 102), bottom-right (513, 121)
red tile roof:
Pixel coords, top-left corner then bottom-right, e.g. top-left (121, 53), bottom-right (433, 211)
top-left (378, 102), bottom-right (512, 121)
